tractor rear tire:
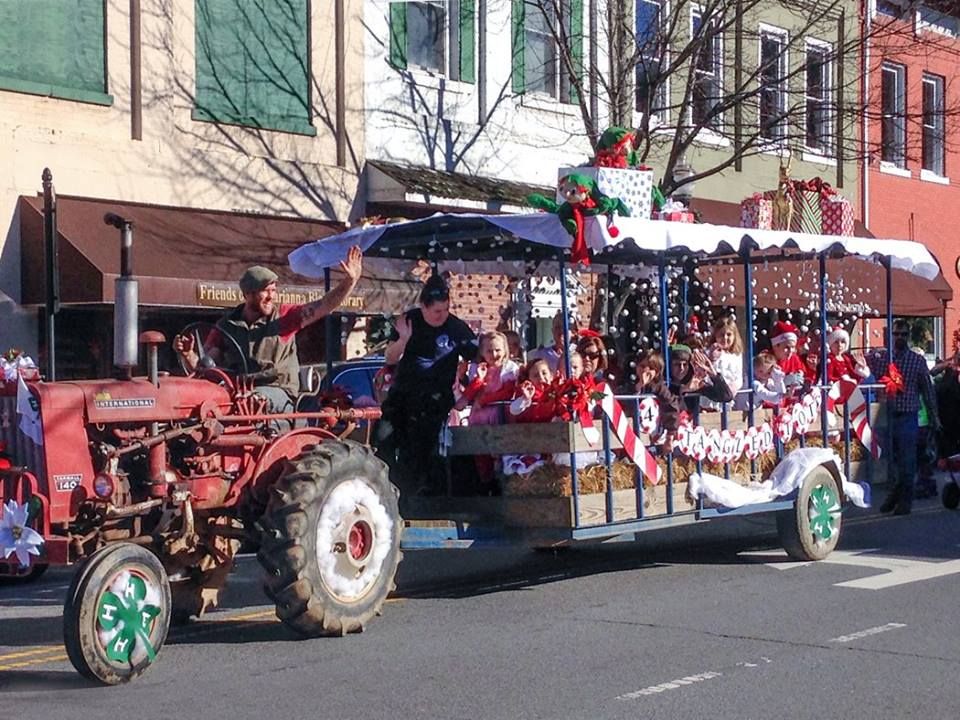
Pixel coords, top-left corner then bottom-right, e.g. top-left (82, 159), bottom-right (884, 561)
top-left (776, 465), bottom-right (843, 561)
top-left (257, 440), bottom-right (402, 637)
top-left (63, 543), bottom-right (172, 685)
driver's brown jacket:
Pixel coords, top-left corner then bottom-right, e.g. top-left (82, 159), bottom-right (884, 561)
top-left (216, 303), bottom-right (303, 399)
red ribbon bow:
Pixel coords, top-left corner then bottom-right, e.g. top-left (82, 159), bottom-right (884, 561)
top-left (879, 364), bottom-right (905, 396)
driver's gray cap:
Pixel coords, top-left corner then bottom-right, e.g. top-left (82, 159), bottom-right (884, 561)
top-left (239, 265), bottom-right (278, 294)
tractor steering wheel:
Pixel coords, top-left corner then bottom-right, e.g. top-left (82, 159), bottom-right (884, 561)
top-left (176, 321), bottom-right (249, 382)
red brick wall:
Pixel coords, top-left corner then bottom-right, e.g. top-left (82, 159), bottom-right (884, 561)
top-left (866, 18), bottom-right (960, 347)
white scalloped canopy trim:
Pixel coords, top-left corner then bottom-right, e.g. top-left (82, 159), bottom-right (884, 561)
top-left (289, 212), bottom-right (941, 281)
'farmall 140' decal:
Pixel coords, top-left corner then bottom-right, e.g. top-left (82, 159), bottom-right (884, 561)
top-left (53, 474), bottom-right (83, 492)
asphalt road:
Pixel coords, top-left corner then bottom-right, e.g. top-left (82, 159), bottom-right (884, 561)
top-left (2, 497), bottom-right (959, 719)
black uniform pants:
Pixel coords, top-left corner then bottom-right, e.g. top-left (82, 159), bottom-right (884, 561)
top-left (375, 387), bottom-right (453, 495)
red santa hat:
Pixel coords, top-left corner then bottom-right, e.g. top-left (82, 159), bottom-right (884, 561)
top-left (770, 321), bottom-right (799, 346)
top-left (827, 325), bottom-right (850, 347)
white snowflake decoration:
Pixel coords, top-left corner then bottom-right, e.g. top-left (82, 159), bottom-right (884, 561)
top-left (0, 500), bottom-right (44, 568)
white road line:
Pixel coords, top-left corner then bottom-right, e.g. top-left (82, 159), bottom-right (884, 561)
top-left (835, 558), bottom-right (960, 589)
top-left (829, 622), bottom-right (907, 643)
top-left (740, 550), bottom-right (960, 590)
top-left (617, 671), bottom-right (723, 700)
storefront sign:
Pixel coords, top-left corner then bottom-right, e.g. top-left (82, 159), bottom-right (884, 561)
top-left (195, 282), bottom-right (364, 311)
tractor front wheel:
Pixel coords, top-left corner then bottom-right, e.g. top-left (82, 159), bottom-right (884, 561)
top-left (776, 465), bottom-right (843, 561)
top-left (63, 543), bottom-right (172, 685)
top-left (257, 441), bottom-right (402, 636)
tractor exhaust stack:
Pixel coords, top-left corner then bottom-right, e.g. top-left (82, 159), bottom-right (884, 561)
top-left (104, 213), bottom-right (138, 375)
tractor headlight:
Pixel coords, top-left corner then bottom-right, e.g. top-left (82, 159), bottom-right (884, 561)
top-left (93, 474), bottom-right (116, 500)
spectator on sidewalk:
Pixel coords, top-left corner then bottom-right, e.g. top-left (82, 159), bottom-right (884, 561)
top-left (867, 320), bottom-right (941, 515)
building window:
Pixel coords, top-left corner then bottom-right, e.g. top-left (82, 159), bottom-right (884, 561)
top-left (876, 0), bottom-right (909, 18)
top-left (805, 41), bottom-right (831, 153)
top-left (881, 62), bottom-right (906, 167)
top-left (922, 73), bottom-right (945, 175)
top-left (636, 0), bottom-right (667, 123)
top-left (917, 4), bottom-right (960, 36)
top-left (691, 9), bottom-right (722, 130)
top-left (758, 28), bottom-right (787, 142)
top-left (525, 0), bottom-right (562, 97)
top-left (511, 0), bottom-right (583, 104)
top-left (0, 0), bottom-right (111, 105)
top-left (194, 0), bottom-right (314, 135)
top-left (389, 1), bottom-right (475, 82)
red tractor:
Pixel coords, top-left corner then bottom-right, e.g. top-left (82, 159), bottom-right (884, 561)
top-left (0, 217), bottom-right (402, 685)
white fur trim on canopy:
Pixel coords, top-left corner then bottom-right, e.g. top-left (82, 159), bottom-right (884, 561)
top-left (289, 212), bottom-right (942, 282)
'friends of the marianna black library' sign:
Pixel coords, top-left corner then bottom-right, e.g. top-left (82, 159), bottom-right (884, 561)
top-left (196, 282), bottom-right (364, 310)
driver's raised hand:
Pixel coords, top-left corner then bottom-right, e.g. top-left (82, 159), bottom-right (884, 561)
top-left (339, 245), bottom-right (363, 283)
top-left (173, 333), bottom-right (195, 355)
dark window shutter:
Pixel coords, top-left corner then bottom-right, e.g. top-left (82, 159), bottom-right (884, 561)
top-left (0, 0), bottom-right (109, 103)
top-left (389, 2), bottom-right (407, 69)
top-left (194, 0), bottom-right (313, 135)
top-left (459, 0), bottom-right (475, 83)
top-left (568, 0), bottom-right (584, 105)
top-left (511, 0), bottom-right (525, 93)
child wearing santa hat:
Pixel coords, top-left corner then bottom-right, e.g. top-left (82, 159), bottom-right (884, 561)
top-left (826, 326), bottom-right (869, 383)
top-left (769, 320), bottom-right (806, 388)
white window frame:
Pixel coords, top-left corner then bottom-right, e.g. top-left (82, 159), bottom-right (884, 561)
top-left (922, 73), bottom-right (946, 176)
top-left (881, 62), bottom-right (907, 168)
top-left (635, 0), bottom-right (669, 125)
top-left (758, 24), bottom-right (788, 143)
top-left (690, 6), bottom-right (724, 132)
top-left (804, 38), bottom-right (832, 156)
top-left (523, 0), bottom-right (574, 103)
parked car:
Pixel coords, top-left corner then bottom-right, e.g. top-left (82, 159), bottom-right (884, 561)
top-left (319, 356), bottom-right (385, 405)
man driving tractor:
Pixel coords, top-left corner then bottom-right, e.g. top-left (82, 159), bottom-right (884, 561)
top-left (173, 245), bottom-right (364, 414)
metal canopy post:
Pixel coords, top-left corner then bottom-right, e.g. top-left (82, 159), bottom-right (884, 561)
top-left (558, 253), bottom-right (580, 525)
top-left (819, 252), bottom-right (830, 440)
top-left (657, 253), bottom-right (674, 513)
top-left (884, 256), bottom-right (894, 470)
top-left (324, 268), bottom-right (336, 375)
top-left (742, 245), bottom-right (756, 475)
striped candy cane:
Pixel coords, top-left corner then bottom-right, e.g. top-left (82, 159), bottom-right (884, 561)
top-left (595, 383), bottom-right (662, 485)
top-left (828, 378), bottom-right (880, 459)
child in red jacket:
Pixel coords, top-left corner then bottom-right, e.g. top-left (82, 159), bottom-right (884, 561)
top-left (509, 358), bottom-right (558, 422)
top-left (826, 326), bottom-right (869, 383)
top-left (770, 320), bottom-right (805, 389)
top-left (456, 331), bottom-right (520, 490)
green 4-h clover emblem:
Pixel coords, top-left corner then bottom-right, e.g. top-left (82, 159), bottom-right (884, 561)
top-left (96, 573), bottom-right (162, 663)
top-left (808, 484), bottom-right (841, 543)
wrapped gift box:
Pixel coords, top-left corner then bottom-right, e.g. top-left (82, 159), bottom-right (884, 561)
top-left (740, 196), bottom-right (774, 229)
top-left (822, 196), bottom-right (854, 236)
top-left (557, 166), bottom-right (652, 218)
top-left (789, 189), bottom-right (823, 235)
top-left (656, 210), bottom-right (695, 223)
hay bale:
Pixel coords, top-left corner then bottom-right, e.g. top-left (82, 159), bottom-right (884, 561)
top-left (501, 433), bottom-right (867, 499)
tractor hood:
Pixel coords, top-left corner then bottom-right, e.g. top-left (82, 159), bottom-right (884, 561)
top-left (43, 377), bottom-right (234, 425)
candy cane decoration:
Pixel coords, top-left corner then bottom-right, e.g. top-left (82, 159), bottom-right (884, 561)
top-left (847, 386), bottom-right (880, 459)
top-left (595, 383), bottom-right (662, 485)
top-left (829, 377), bottom-right (880, 459)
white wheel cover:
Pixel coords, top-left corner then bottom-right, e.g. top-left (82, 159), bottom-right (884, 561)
top-left (315, 479), bottom-right (394, 602)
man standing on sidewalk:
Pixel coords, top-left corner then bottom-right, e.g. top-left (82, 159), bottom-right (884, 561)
top-left (868, 319), bottom-right (941, 515)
